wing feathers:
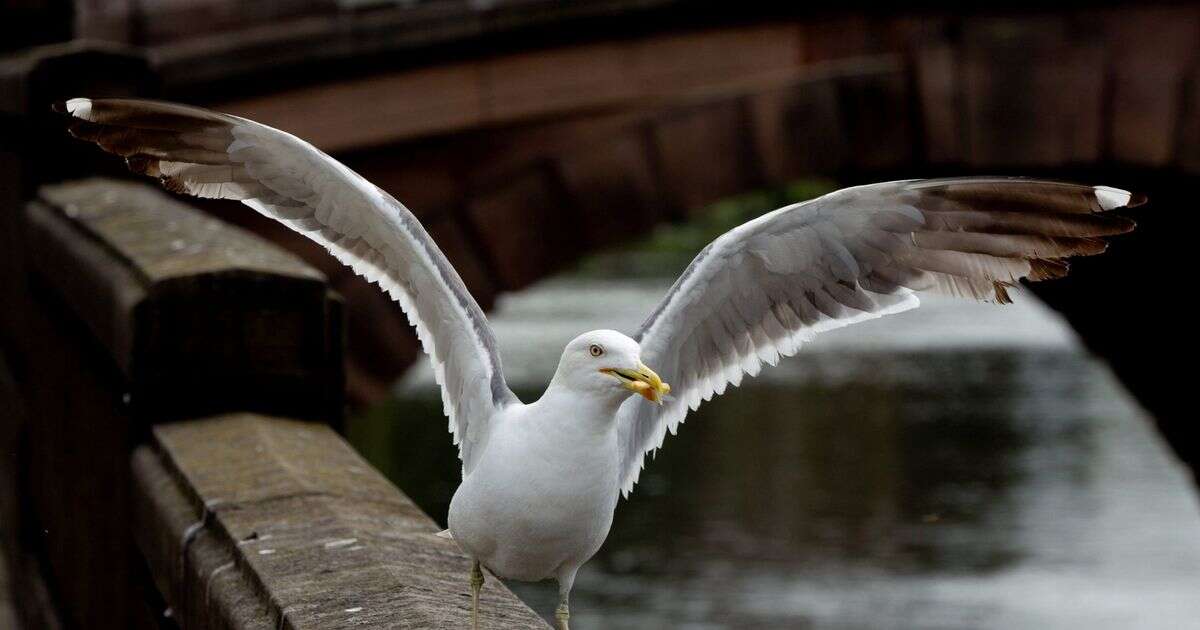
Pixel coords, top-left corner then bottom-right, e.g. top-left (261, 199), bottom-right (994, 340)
top-left (617, 177), bottom-right (1138, 496)
top-left (59, 98), bottom-right (231, 132)
top-left (59, 97), bottom-right (515, 472)
top-left (908, 177), bottom-right (1145, 214)
top-left (921, 208), bottom-right (1134, 237)
top-left (912, 231), bottom-right (1107, 258)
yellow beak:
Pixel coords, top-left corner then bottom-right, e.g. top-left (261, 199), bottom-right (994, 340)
top-left (600, 362), bottom-right (671, 404)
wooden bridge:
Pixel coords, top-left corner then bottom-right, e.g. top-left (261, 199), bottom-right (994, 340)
top-left (2, 2), bottom-right (1198, 628)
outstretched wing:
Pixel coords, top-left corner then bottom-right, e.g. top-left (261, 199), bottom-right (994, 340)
top-left (616, 178), bottom-right (1140, 496)
top-left (58, 97), bottom-right (517, 470)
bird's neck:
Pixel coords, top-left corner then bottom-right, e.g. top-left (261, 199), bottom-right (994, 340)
top-left (536, 380), bottom-right (626, 435)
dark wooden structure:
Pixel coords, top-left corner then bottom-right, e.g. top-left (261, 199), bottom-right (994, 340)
top-left (0, 180), bottom-right (545, 628)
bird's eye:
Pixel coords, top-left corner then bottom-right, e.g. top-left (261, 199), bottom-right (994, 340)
top-left (589, 344), bottom-right (605, 357)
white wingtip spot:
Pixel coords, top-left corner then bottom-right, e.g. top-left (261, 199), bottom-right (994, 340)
top-left (1094, 186), bottom-right (1132, 210)
top-left (65, 97), bottom-right (91, 118)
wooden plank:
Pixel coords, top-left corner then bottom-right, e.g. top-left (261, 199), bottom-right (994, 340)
top-left (1109, 60), bottom-right (1189, 166)
top-left (141, 0), bottom-right (333, 46)
top-left (216, 63), bottom-right (487, 155)
top-left (74, 0), bottom-right (330, 46)
top-left (801, 14), bottom-right (883, 63)
top-left (0, 357), bottom-right (25, 630)
top-left (1178, 70), bottom-right (1200, 174)
top-left (467, 165), bottom-right (575, 290)
top-left (15, 261), bottom-right (137, 629)
top-left (650, 100), bottom-right (758, 216)
top-left (209, 23), bottom-right (802, 153)
top-left (750, 74), bottom-right (847, 178)
top-left (913, 44), bottom-right (963, 164)
top-left (151, 0), bottom-right (682, 89)
top-left (836, 58), bottom-right (914, 171)
top-left (133, 413), bottom-right (548, 629)
top-left (962, 19), bottom-right (1104, 167)
top-left (73, 0), bottom-right (137, 43)
top-left (484, 41), bottom-right (638, 121)
top-left (554, 131), bottom-right (664, 250)
top-left (0, 552), bottom-right (19, 630)
top-left (456, 109), bottom-right (659, 188)
top-left (0, 548), bottom-right (62, 630)
top-left (885, 15), bottom-right (954, 52)
top-left (631, 24), bottom-right (803, 97)
top-left (25, 178), bottom-right (343, 421)
top-left (1090, 6), bottom-right (1200, 165)
top-left (745, 86), bottom-right (793, 185)
top-left (1051, 43), bottom-right (1106, 164)
top-left (0, 355), bottom-right (23, 574)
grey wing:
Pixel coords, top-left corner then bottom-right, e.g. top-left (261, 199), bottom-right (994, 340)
top-left (59, 97), bottom-right (518, 471)
top-left (616, 177), bottom-right (1140, 496)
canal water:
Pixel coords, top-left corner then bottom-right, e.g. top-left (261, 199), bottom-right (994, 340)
top-left (348, 277), bottom-right (1200, 629)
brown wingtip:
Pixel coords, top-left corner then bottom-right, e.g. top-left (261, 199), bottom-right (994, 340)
top-left (51, 101), bottom-right (68, 114)
top-left (1111, 214), bottom-right (1138, 234)
top-left (125, 154), bottom-right (160, 177)
top-left (993, 281), bottom-right (1014, 304)
top-left (1029, 258), bottom-right (1070, 281)
top-left (1126, 191), bottom-right (1149, 208)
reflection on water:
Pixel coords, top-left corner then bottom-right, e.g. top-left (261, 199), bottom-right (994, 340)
top-left (348, 282), bottom-right (1200, 629)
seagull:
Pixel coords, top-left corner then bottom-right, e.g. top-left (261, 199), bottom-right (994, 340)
top-left (58, 98), bottom-right (1140, 629)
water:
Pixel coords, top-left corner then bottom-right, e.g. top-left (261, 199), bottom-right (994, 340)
top-left (348, 278), bottom-right (1200, 629)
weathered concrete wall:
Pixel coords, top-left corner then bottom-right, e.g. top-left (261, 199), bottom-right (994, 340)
top-left (27, 180), bottom-right (343, 422)
top-left (134, 413), bottom-right (545, 629)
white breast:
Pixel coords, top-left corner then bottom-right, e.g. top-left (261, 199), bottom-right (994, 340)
top-left (447, 401), bottom-right (621, 582)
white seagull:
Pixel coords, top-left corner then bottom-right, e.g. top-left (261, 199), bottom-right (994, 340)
top-left (58, 98), bottom-right (1140, 629)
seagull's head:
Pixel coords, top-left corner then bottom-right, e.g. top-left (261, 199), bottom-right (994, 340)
top-left (554, 330), bottom-right (670, 405)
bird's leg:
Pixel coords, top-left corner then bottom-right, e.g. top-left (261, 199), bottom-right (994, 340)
top-left (554, 591), bottom-right (570, 630)
top-left (470, 559), bottom-right (485, 630)
top-left (554, 568), bottom-right (577, 630)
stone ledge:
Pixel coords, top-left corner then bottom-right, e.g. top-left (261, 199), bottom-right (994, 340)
top-left (24, 178), bottom-right (343, 421)
top-left (133, 413), bottom-right (548, 629)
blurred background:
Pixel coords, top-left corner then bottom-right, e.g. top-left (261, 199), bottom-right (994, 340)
top-left (2, 1), bottom-right (1199, 628)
